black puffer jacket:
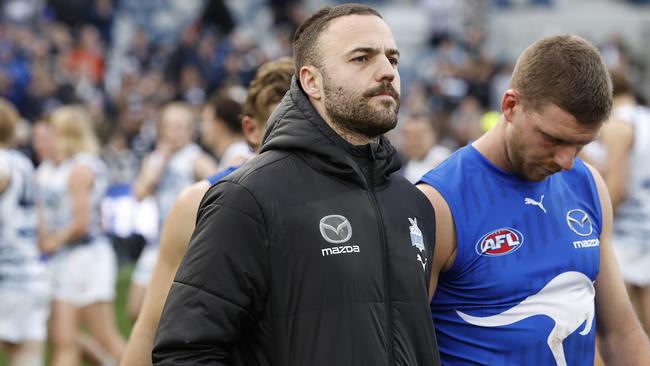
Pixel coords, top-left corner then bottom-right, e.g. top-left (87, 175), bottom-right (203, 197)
top-left (153, 78), bottom-right (440, 366)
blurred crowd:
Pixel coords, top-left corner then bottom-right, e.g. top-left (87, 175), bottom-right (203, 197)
top-left (0, 0), bottom-right (649, 362)
top-left (0, 0), bottom-right (645, 239)
top-left (1, 0), bottom-right (646, 184)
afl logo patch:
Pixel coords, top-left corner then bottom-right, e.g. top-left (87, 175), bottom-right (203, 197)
top-left (476, 227), bottom-right (524, 256)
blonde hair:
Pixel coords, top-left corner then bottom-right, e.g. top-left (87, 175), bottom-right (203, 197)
top-left (0, 98), bottom-right (19, 144)
top-left (243, 57), bottom-right (294, 129)
top-left (50, 105), bottom-right (100, 157)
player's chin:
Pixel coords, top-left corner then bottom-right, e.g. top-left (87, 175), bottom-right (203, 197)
top-left (527, 166), bottom-right (556, 182)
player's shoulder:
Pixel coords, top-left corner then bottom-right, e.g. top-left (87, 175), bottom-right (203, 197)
top-left (1, 149), bottom-right (33, 169)
top-left (562, 157), bottom-right (597, 182)
top-left (199, 151), bottom-right (295, 211)
top-left (69, 159), bottom-right (96, 178)
top-left (578, 159), bottom-right (607, 194)
top-left (179, 180), bottom-right (212, 205)
top-left (70, 153), bottom-right (106, 174)
top-left (172, 180), bottom-right (212, 218)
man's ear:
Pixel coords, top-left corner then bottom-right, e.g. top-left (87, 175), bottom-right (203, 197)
top-left (501, 89), bottom-right (519, 123)
top-left (299, 65), bottom-right (323, 100)
top-left (241, 115), bottom-right (262, 149)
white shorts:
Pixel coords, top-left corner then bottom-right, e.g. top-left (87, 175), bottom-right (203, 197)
top-left (614, 241), bottom-right (650, 286)
top-left (0, 284), bottom-right (50, 343)
top-left (131, 244), bottom-right (159, 287)
top-left (48, 238), bottom-right (117, 307)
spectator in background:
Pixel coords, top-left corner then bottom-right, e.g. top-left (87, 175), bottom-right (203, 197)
top-left (198, 0), bottom-right (235, 36)
top-left (30, 119), bottom-right (53, 166)
top-left (176, 63), bottom-right (206, 106)
top-left (87, 0), bottom-right (115, 44)
top-left (400, 113), bottom-right (451, 183)
top-left (0, 40), bottom-right (31, 115)
top-left (47, 0), bottom-right (88, 29)
top-left (67, 25), bottom-right (105, 86)
top-left (449, 95), bottom-right (484, 147)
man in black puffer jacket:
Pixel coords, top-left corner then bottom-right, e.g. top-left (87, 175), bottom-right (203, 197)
top-left (153, 3), bottom-right (440, 365)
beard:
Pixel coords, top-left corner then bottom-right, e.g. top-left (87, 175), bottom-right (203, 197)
top-left (322, 74), bottom-right (400, 141)
top-left (506, 127), bottom-right (559, 182)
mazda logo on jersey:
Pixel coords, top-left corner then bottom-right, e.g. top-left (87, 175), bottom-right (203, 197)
top-left (566, 209), bottom-right (593, 237)
top-left (475, 227), bottom-right (524, 256)
top-left (319, 215), bottom-right (352, 244)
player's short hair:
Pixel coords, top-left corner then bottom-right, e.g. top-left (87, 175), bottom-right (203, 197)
top-left (206, 92), bottom-right (244, 135)
top-left (609, 69), bottom-right (634, 98)
top-left (50, 105), bottom-right (100, 156)
top-left (243, 57), bottom-right (294, 129)
top-left (0, 98), bottom-right (19, 144)
top-left (292, 4), bottom-right (381, 76)
top-left (510, 34), bottom-right (612, 125)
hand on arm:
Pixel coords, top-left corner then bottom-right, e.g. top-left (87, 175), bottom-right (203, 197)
top-left (133, 146), bottom-right (171, 201)
top-left (41, 164), bottom-right (94, 254)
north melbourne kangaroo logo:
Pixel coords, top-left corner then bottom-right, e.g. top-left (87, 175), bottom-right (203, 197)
top-left (408, 218), bottom-right (427, 271)
top-left (525, 195), bottom-right (547, 213)
top-left (456, 271), bottom-right (595, 366)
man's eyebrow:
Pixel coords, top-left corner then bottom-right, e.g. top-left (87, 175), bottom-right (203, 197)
top-left (386, 48), bottom-right (400, 58)
top-left (346, 47), bottom-right (400, 58)
top-left (541, 129), bottom-right (593, 145)
top-left (347, 47), bottom-right (379, 56)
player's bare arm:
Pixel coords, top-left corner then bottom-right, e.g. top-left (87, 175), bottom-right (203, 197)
top-left (133, 147), bottom-right (170, 201)
top-left (120, 180), bottom-right (210, 366)
top-left (587, 163), bottom-right (650, 364)
top-left (599, 119), bottom-right (634, 211)
top-left (0, 155), bottom-right (10, 195)
top-left (417, 183), bottom-right (457, 299)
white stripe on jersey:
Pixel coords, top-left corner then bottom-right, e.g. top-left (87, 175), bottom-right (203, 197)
top-left (0, 149), bottom-right (46, 286)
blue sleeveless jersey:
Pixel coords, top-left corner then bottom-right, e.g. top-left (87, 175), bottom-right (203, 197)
top-left (207, 165), bottom-right (240, 186)
top-left (420, 145), bottom-right (602, 366)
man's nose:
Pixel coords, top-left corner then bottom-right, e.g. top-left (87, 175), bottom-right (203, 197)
top-left (375, 56), bottom-right (396, 82)
top-left (554, 145), bottom-right (577, 171)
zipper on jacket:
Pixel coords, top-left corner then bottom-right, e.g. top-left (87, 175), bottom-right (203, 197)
top-left (367, 157), bottom-right (395, 365)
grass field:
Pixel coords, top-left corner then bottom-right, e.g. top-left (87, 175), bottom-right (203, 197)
top-left (0, 264), bottom-right (135, 366)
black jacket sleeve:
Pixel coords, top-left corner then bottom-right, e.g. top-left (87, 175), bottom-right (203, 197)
top-left (152, 181), bottom-right (269, 365)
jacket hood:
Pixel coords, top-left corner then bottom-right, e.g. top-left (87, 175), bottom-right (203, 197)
top-left (260, 77), bottom-right (401, 187)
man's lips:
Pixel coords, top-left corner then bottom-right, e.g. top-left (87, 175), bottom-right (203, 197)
top-left (364, 84), bottom-right (399, 100)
